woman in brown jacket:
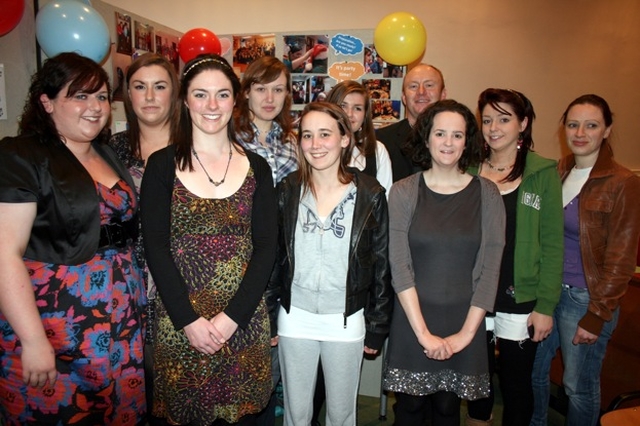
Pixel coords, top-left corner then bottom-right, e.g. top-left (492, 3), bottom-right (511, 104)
top-left (531, 94), bottom-right (640, 426)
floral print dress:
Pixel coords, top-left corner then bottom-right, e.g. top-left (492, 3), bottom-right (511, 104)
top-left (152, 173), bottom-right (271, 425)
top-left (0, 180), bottom-right (146, 425)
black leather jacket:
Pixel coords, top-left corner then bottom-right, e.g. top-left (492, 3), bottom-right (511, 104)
top-left (266, 169), bottom-right (393, 350)
top-left (0, 135), bottom-right (138, 265)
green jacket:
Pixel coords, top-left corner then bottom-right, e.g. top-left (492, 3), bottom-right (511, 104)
top-left (469, 152), bottom-right (564, 315)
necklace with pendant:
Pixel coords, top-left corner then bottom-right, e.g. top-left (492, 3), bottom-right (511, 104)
top-left (192, 143), bottom-right (233, 187)
top-left (486, 158), bottom-right (513, 172)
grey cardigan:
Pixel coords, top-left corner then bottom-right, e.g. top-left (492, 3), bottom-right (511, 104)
top-left (388, 172), bottom-right (505, 312)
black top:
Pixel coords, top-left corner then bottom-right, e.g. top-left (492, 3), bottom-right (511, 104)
top-left (495, 188), bottom-right (536, 314)
top-left (362, 150), bottom-right (378, 178)
top-left (375, 119), bottom-right (415, 182)
top-left (140, 145), bottom-right (277, 330)
top-left (0, 135), bottom-right (137, 265)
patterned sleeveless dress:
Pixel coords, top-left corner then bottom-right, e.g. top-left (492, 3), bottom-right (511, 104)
top-left (152, 170), bottom-right (271, 425)
top-left (0, 180), bottom-right (146, 425)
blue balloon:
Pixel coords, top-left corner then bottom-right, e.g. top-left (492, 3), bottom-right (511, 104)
top-left (36, 0), bottom-right (110, 63)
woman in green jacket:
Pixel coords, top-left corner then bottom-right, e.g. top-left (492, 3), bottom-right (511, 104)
top-left (466, 89), bottom-right (564, 426)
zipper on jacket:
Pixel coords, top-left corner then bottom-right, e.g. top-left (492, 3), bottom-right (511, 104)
top-left (344, 193), bottom-right (376, 327)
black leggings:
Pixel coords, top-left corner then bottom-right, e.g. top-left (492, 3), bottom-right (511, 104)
top-left (394, 391), bottom-right (460, 426)
top-left (467, 331), bottom-right (538, 425)
top-left (211, 414), bottom-right (257, 426)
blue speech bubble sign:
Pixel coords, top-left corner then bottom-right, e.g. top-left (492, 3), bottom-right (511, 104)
top-left (330, 34), bottom-right (364, 56)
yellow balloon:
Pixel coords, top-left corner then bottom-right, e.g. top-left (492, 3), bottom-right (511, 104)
top-left (374, 12), bottom-right (427, 66)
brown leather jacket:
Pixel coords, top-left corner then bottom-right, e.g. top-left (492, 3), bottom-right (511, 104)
top-left (559, 144), bottom-right (640, 335)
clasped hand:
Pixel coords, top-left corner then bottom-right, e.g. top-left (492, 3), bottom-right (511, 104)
top-left (420, 330), bottom-right (476, 360)
top-left (184, 313), bottom-right (238, 355)
top-left (419, 333), bottom-right (453, 360)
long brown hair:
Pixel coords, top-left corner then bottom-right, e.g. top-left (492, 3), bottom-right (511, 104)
top-left (297, 102), bottom-right (355, 197)
top-left (122, 53), bottom-right (180, 159)
top-left (326, 80), bottom-right (377, 157)
top-left (234, 56), bottom-right (294, 143)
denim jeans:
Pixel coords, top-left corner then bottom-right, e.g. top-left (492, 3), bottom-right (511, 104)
top-left (530, 285), bottom-right (619, 426)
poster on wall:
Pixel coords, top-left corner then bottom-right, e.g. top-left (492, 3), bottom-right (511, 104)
top-left (283, 35), bottom-right (329, 74)
top-left (291, 75), bottom-right (309, 105)
top-left (216, 29), bottom-right (406, 127)
top-left (372, 100), bottom-right (401, 121)
top-left (232, 34), bottom-right (275, 73)
top-left (364, 44), bottom-right (383, 75)
top-left (155, 31), bottom-right (180, 72)
top-left (363, 78), bottom-right (392, 99)
top-left (134, 20), bottom-right (154, 52)
top-left (111, 45), bottom-right (132, 102)
top-left (310, 76), bottom-right (330, 102)
top-left (115, 12), bottom-right (133, 55)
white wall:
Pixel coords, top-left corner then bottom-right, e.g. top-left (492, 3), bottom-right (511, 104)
top-left (0, 1), bottom-right (37, 138)
top-left (2, 0), bottom-right (639, 167)
top-left (102, 0), bottom-right (640, 170)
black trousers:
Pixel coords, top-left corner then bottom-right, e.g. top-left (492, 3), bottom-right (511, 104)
top-left (394, 391), bottom-right (460, 426)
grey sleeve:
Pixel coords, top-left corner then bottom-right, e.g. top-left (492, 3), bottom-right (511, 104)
top-left (471, 177), bottom-right (506, 312)
top-left (388, 175), bottom-right (419, 293)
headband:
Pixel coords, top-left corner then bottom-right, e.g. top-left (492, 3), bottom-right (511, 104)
top-left (183, 57), bottom-right (231, 77)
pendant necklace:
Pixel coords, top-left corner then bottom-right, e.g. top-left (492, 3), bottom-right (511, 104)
top-left (192, 143), bottom-right (233, 187)
top-left (486, 158), bottom-right (513, 172)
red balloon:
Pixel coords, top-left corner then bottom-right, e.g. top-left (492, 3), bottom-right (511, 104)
top-left (179, 28), bottom-right (222, 63)
top-left (0, 0), bottom-right (25, 37)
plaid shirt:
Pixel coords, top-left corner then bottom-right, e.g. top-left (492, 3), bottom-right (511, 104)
top-left (238, 122), bottom-right (298, 186)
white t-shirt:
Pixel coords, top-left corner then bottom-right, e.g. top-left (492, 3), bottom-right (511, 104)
top-left (349, 140), bottom-right (393, 196)
top-left (562, 166), bottom-right (592, 207)
top-left (278, 305), bottom-right (365, 342)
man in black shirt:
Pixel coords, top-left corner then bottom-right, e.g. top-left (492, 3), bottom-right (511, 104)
top-left (376, 64), bottom-right (447, 182)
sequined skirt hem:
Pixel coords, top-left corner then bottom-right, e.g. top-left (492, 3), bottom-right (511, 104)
top-left (383, 367), bottom-right (490, 400)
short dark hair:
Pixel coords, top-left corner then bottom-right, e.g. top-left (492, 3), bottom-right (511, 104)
top-left (19, 52), bottom-right (111, 144)
top-left (406, 99), bottom-right (482, 172)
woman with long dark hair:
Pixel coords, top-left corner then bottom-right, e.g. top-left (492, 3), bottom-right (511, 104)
top-left (465, 88), bottom-right (564, 426)
top-left (141, 54), bottom-right (277, 425)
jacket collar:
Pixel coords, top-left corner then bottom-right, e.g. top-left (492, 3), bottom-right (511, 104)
top-left (559, 143), bottom-right (616, 180)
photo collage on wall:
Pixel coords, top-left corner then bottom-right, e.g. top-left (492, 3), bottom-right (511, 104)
top-left (220, 30), bottom-right (406, 129)
top-left (112, 11), bottom-right (179, 102)
top-left (110, 16), bottom-right (406, 128)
